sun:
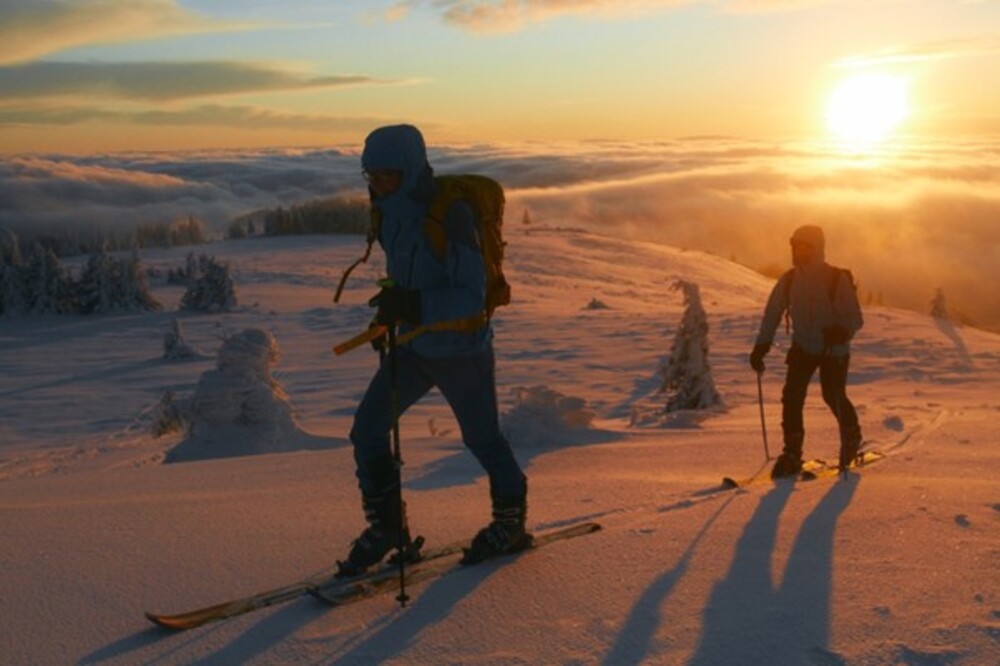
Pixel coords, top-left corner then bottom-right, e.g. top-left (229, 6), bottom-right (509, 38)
top-left (825, 73), bottom-right (909, 151)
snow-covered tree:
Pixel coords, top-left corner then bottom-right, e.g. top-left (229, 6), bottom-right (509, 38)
top-left (179, 255), bottom-right (237, 313)
top-left (0, 232), bottom-right (27, 316)
top-left (163, 328), bottom-right (305, 462)
top-left (163, 317), bottom-right (200, 360)
top-left (0, 262), bottom-right (27, 316)
top-left (23, 245), bottom-right (75, 314)
top-left (661, 279), bottom-right (722, 411)
top-left (120, 248), bottom-right (161, 312)
top-left (168, 251), bottom-right (200, 286)
top-left (75, 245), bottom-right (160, 314)
top-left (75, 246), bottom-right (118, 314)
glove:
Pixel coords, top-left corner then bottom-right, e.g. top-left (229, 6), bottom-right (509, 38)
top-left (823, 325), bottom-right (850, 347)
top-left (749, 343), bottom-right (770, 373)
top-left (369, 283), bottom-right (421, 326)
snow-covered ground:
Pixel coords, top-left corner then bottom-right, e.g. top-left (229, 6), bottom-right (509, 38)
top-left (1, 228), bottom-right (997, 665)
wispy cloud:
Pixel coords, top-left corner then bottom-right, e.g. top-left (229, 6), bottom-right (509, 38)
top-left (834, 33), bottom-right (1000, 68)
top-left (0, 103), bottom-right (384, 132)
top-left (0, 61), bottom-right (407, 102)
top-left (393, 0), bottom-right (839, 31)
top-left (392, 0), bottom-right (688, 32)
top-left (0, 0), bottom-right (255, 65)
top-left (721, 0), bottom-right (841, 14)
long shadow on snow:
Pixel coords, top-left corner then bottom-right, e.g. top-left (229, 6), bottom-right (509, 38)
top-left (0, 358), bottom-right (170, 399)
top-left (934, 316), bottom-right (972, 368)
top-left (602, 493), bottom-right (738, 666)
top-left (688, 478), bottom-right (858, 665)
top-left (405, 427), bottom-right (627, 492)
top-left (183, 597), bottom-right (331, 666)
top-left (326, 558), bottom-right (504, 664)
top-left (77, 621), bottom-right (230, 665)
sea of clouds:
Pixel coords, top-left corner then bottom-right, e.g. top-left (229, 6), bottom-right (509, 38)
top-left (2, 138), bottom-right (998, 329)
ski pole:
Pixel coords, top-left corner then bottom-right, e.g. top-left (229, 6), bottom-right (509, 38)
top-left (386, 322), bottom-right (410, 607)
top-left (756, 370), bottom-right (771, 460)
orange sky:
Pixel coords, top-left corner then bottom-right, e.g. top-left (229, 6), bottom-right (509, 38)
top-left (1, 1), bottom-right (998, 154)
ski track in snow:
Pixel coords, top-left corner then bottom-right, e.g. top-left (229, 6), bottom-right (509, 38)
top-left (1, 229), bottom-right (998, 665)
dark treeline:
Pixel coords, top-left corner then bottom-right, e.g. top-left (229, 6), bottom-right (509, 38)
top-left (228, 196), bottom-right (369, 239)
top-left (1, 216), bottom-right (208, 260)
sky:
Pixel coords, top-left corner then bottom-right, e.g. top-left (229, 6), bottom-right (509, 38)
top-left (1, 0), bottom-right (999, 154)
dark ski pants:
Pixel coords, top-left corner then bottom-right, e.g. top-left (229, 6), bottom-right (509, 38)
top-left (350, 344), bottom-right (527, 499)
top-left (781, 344), bottom-right (861, 455)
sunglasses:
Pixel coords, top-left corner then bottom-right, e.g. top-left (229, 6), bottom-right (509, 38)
top-left (362, 169), bottom-right (402, 184)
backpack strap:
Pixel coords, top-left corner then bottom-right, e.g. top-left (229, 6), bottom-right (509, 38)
top-left (424, 178), bottom-right (465, 260)
top-left (333, 207), bottom-right (381, 303)
top-left (782, 269), bottom-right (795, 335)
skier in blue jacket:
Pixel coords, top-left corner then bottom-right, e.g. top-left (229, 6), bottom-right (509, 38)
top-left (337, 125), bottom-right (529, 575)
top-left (749, 224), bottom-right (864, 478)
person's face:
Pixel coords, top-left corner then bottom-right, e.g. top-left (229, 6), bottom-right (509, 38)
top-left (791, 240), bottom-right (815, 267)
top-left (364, 169), bottom-right (403, 199)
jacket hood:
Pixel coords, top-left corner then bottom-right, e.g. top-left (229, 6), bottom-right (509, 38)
top-left (361, 124), bottom-right (434, 205)
top-left (791, 224), bottom-right (826, 265)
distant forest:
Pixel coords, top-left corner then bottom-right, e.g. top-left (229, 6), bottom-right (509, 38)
top-left (227, 195), bottom-right (369, 239)
top-left (0, 195), bottom-right (368, 318)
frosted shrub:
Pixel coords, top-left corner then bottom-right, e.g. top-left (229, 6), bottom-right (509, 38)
top-left (661, 280), bottom-right (722, 412)
top-left (163, 328), bottom-right (305, 462)
top-left (179, 255), bottom-right (237, 313)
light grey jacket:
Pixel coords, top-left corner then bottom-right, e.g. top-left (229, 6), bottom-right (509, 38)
top-left (755, 257), bottom-right (863, 357)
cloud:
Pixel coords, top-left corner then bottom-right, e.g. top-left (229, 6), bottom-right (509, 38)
top-left (834, 33), bottom-right (1000, 68)
top-left (394, 0), bottom-right (687, 31)
top-left (394, 0), bottom-right (841, 31)
top-left (0, 60), bottom-right (406, 102)
top-left (0, 103), bottom-right (386, 132)
top-left (0, 0), bottom-right (254, 65)
top-left (0, 149), bottom-right (366, 235)
top-left (721, 0), bottom-right (841, 13)
top-left (2, 138), bottom-right (999, 330)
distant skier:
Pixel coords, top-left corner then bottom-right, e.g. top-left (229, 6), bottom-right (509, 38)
top-left (337, 124), bottom-right (529, 576)
top-left (749, 225), bottom-right (864, 478)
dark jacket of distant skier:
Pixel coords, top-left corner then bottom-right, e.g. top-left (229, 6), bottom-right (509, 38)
top-left (337, 124), bottom-right (530, 578)
top-left (750, 224), bottom-right (864, 478)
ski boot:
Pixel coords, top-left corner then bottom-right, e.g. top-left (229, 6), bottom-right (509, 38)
top-left (336, 487), bottom-right (419, 577)
top-left (462, 494), bottom-right (533, 565)
top-left (771, 431), bottom-right (804, 479)
top-left (770, 452), bottom-right (804, 479)
top-left (838, 426), bottom-right (863, 474)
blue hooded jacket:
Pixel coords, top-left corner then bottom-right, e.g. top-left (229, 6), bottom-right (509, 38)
top-left (361, 125), bottom-right (490, 358)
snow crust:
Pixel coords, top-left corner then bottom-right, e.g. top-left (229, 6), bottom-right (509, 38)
top-left (1, 229), bottom-right (997, 665)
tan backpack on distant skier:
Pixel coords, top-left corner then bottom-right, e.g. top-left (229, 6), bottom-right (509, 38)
top-left (782, 266), bottom-right (855, 334)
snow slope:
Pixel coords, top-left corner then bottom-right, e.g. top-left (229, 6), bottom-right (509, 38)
top-left (1, 228), bottom-right (998, 665)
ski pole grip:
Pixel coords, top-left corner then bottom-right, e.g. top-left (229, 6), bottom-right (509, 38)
top-left (332, 325), bottom-right (387, 356)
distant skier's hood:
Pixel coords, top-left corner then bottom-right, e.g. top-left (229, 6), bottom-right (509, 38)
top-left (791, 224), bottom-right (826, 268)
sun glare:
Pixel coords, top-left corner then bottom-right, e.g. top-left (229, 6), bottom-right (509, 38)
top-left (826, 73), bottom-right (909, 151)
